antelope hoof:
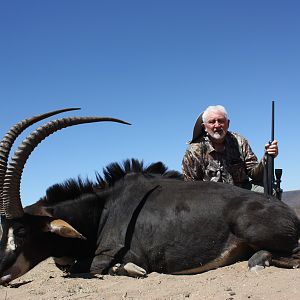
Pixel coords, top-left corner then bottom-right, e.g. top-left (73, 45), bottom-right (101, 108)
top-left (248, 250), bottom-right (272, 272)
top-left (110, 262), bottom-right (147, 278)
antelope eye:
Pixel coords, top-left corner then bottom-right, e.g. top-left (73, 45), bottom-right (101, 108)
top-left (14, 227), bottom-right (26, 238)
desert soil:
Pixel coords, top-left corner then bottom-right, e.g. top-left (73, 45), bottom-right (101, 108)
top-left (1, 258), bottom-right (300, 300)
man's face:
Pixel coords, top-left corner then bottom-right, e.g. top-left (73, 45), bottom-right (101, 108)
top-left (203, 110), bottom-right (229, 142)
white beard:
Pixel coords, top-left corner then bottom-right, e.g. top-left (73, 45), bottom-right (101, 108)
top-left (211, 131), bottom-right (225, 140)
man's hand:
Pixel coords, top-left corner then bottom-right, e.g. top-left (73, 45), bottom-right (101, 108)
top-left (265, 140), bottom-right (278, 157)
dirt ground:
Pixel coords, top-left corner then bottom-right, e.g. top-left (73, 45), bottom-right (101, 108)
top-left (1, 258), bottom-right (300, 300)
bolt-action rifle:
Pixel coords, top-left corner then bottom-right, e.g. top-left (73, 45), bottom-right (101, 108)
top-left (263, 100), bottom-right (283, 200)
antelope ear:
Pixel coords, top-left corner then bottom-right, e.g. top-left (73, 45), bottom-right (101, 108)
top-left (46, 219), bottom-right (87, 240)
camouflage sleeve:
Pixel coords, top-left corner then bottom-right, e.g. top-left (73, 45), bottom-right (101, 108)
top-left (181, 146), bottom-right (204, 181)
top-left (241, 138), bottom-right (264, 182)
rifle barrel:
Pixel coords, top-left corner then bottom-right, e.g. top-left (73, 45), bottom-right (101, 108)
top-left (271, 100), bottom-right (275, 142)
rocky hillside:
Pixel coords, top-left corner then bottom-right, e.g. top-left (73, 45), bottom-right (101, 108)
top-left (282, 189), bottom-right (300, 217)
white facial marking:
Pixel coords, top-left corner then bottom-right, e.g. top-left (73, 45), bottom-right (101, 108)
top-left (6, 228), bottom-right (16, 252)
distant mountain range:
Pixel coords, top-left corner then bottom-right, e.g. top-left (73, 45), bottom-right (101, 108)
top-left (282, 190), bottom-right (300, 217)
top-left (282, 190), bottom-right (300, 205)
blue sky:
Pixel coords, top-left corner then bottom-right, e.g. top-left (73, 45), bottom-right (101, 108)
top-left (0, 1), bottom-right (299, 206)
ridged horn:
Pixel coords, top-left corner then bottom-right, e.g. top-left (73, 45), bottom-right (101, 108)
top-left (2, 116), bottom-right (130, 219)
top-left (0, 108), bottom-right (81, 216)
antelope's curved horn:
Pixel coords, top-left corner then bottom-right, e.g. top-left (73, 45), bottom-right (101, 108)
top-left (2, 116), bottom-right (130, 219)
top-left (0, 108), bottom-right (81, 216)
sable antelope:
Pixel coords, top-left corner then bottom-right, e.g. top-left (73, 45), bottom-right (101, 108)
top-left (1, 109), bottom-right (300, 286)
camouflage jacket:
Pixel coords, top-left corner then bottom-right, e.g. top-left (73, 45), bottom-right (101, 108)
top-left (182, 132), bottom-right (264, 188)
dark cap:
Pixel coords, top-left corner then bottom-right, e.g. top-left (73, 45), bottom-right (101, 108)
top-left (188, 112), bottom-right (205, 144)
